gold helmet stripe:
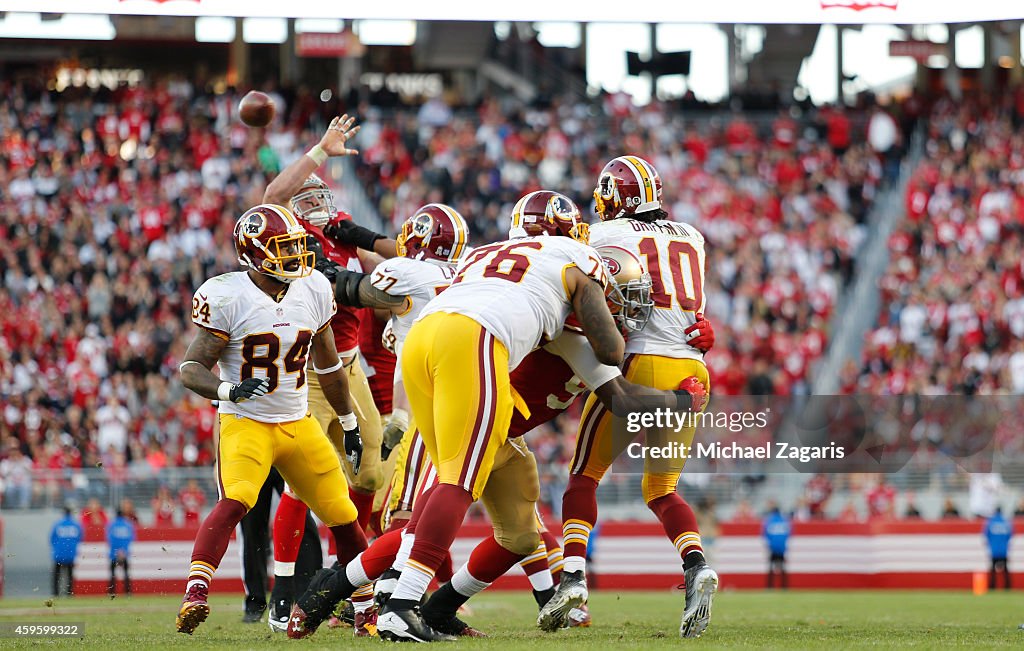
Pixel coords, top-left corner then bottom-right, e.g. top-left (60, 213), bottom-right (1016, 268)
top-left (623, 155), bottom-right (654, 204)
top-left (436, 203), bottom-right (468, 261)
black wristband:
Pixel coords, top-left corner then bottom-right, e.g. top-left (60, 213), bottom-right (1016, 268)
top-left (673, 389), bottom-right (692, 412)
top-left (351, 224), bottom-right (385, 251)
top-left (324, 221), bottom-right (385, 252)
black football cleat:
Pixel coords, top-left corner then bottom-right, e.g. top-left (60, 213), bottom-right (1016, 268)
top-left (285, 567), bottom-right (354, 639)
top-left (377, 603), bottom-right (457, 643)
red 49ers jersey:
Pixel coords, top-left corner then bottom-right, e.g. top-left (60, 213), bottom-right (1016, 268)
top-left (509, 347), bottom-right (584, 437)
top-left (509, 331), bottom-right (622, 437)
top-left (307, 214), bottom-right (363, 356)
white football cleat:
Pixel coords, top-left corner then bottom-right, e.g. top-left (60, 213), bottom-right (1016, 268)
top-left (680, 562), bottom-right (718, 638)
top-left (537, 570), bottom-right (588, 632)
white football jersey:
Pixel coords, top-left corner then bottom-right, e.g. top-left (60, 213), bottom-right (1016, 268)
top-left (589, 218), bottom-right (707, 359)
top-left (369, 257), bottom-right (457, 362)
top-left (419, 236), bottom-right (608, 369)
top-left (191, 270), bottom-right (336, 423)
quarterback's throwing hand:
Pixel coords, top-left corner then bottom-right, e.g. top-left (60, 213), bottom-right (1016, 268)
top-left (319, 114), bottom-right (360, 157)
top-left (229, 377), bottom-right (271, 403)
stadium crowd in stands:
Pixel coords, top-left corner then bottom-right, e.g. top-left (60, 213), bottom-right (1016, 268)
top-left (851, 91), bottom-right (1024, 397)
top-left (0, 73), bottom-right (892, 516)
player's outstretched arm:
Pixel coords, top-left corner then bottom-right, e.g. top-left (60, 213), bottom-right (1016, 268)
top-left (546, 331), bottom-right (702, 416)
top-left (594, 376), bottom-right (706, 417)
top-left (566, 266), bottom-right (624, 367)
top-left (179, 329), bottom-right (228, 400)
top-left (322, 221), bottom-right (398, 259)
top-left (333, 269), bottom-right (409, 314)
top-left (263, 114), bottom-right (360, 206)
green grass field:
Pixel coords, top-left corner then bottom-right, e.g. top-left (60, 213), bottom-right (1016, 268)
top-left (0, 590), bottom-right (1021, 649)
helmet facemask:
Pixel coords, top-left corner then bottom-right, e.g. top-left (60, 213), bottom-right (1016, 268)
top-left (607, 272), bottom-right (654, 332)
top-left (253, 231), bottom-right (314, 283)
top-left (597, 244), bottom-right (655, 333)
top-left (593, 172), bottom-right (622, 221)
top-left (546, 194), bottom-right (590, 244)
top-left (396, 212), bottom-right (434, 260)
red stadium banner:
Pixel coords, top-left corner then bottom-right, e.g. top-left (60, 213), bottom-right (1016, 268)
top-left (888, 40), bottom-right (946, 61)
top-left (295, 31), bottom-right (364, 58)
top-left (67, 520), bottom-right (1022, 595)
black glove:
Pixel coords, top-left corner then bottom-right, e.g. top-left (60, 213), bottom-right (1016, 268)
top-left (230, 377), bottom-right (271, 402)
top-left (334, 268), bottom-right (366, 307)
top-left (342, 420), bottom-right (364, 474)
top-left (306, 235), bottom-right (343, 282)
top-left (323, 220), bottom-right (385, 251)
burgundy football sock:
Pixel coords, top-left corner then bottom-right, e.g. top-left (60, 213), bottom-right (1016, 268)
top-left (329, 521), bottom-right (369, 567)
top-left (540, 530), bottom-right (564, 585)
top-left (408, 485), bottom-right (471, 570)
top-left (389, 485), bottom-right (471, 605)
top-left (648, 492), bottom-right (703, 559)
top-left (349, 487), bottom-right (376, 532)
top-left (468, 536), bottom-right (527, 583)
top-left (187, 499), bottom-right (247, 588)
top-left (561, 474), bottom-right (599, 564)
top-left (435, 550), bottom-right (454, 584)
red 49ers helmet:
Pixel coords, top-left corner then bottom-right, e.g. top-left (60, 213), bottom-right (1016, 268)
top-left (593, 155), bottom-right (663, 221)
top-left (509, 190), bottom-right (589, 244)
top-left (233, 204), bottom-right (313, 283)
top-left (289, 173), bottom-right (336, 227)
top-left (396, 203), bottom-right (469, 263)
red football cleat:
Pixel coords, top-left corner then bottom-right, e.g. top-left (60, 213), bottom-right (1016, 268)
top-left (175, 583), bottom-right (210, 635)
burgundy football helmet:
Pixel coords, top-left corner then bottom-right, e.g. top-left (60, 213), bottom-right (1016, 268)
top-left (289, 173), bottom-right (335, 227)
top-left (396, 203), bottom-right (469, 263)
top-left (233, 204), bottom-right (313, 283)
top-left (593, 155), bottom-right (663, 221)
top-left (508, 190), bottom-right (589, 244)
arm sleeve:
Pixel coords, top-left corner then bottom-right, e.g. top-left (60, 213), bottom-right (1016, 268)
top-left (191, 280), bottom-right (233, 340)
top-left (543, 331), bottom-right (621, 390)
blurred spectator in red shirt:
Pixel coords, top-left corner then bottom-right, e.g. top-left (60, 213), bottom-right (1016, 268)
top-left (866, 478), bottom-right (897, 519)
top-left (81, 497), bottom-right (109, 528)
top-left (730, 499), bottom-right (758, 523)
top-left (178, 479), bottom-right (207, 527)
top-left (151, 486), bottom-right (176, 528)
top-left (804, 474), bottom-right (833, 520)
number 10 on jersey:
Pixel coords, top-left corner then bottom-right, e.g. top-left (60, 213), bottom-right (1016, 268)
top-left (637, 237), bottom-right (703, 311)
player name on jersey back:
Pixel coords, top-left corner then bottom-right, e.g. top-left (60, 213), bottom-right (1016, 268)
top-left (191, 271), bottom-right (336, 423)
top-left (590, 218), bottom-right (707, 360)
top-left (418, 236), bottom-right (607, 370)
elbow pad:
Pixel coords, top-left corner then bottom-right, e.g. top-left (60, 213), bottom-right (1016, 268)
top-left (334, 269), bottom-right (367, 308)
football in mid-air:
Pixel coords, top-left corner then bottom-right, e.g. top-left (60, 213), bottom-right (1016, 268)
top-left (238, 91), bottom-right (275, 127)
